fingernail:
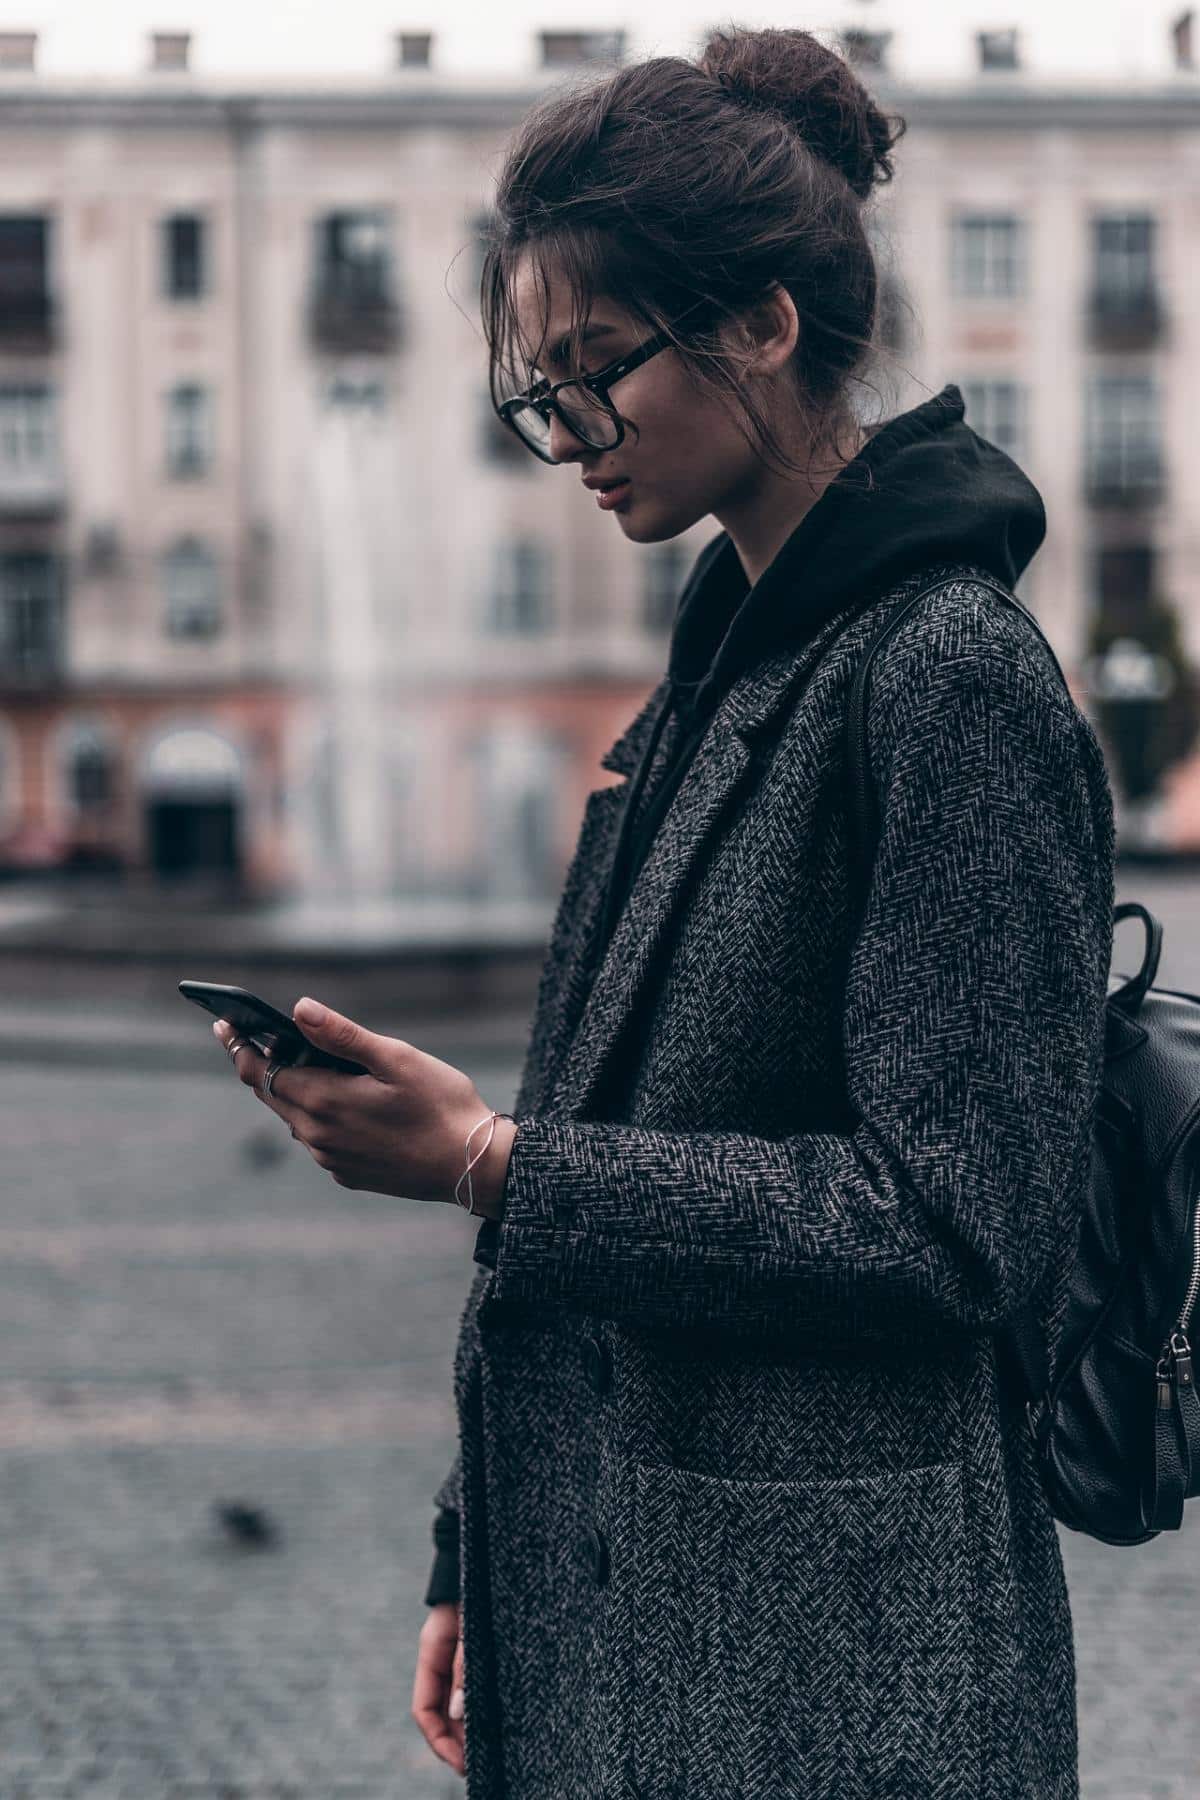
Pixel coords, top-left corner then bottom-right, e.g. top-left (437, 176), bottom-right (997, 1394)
top-left (295, 998), bottom-right (326, 1026)
top-left (212, 1020), bottom-right (228, 1039)
top-left (448, 1687), bottom-right (464, 1720)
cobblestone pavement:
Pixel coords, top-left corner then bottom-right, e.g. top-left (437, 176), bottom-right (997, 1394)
top-left (0, 863), bottom-right (1196, 1797)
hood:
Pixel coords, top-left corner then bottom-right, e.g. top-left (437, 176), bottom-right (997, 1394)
top-left (663, 381), bottom-right (1046, 730)
top-left (585, 380), bottom-right (1048, 984)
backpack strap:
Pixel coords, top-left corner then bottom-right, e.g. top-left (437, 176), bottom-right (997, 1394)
top-left (842, 570), bottom-right (1062, 1423)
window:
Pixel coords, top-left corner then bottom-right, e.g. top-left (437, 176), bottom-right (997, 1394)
top-left (951, 213), bottom-right (1026, 300)
top-left (0, 217), bottom-right (51, 334)
top-left (1085, 374), bottom-right (1164, 495)
top-left (487, 538), bottom-right (552, 634)
top-left (0, 383), bottom-right (56, 480)
top-left (960, 379), bottom-right (1027, 460)
top-left (0, 32), bottom-right (36, 70)
top-left (641, 543), bottom-right (688, 635)
top-left (977, 29), bottom-right (1019, 70)
top-left (839, 29), bottom-right (891, 69)
top-left (538, 30), bottom-right (626, 66)
top-left (62, 720), bottom-right (115, 811)
top-left (317, 211), bottom-right (392, 304)
top-left (163, 213), bottom-right (207, 300)
top-left (150, 32), bottom-right (190, 72)
top-left (395, 32), bottom-right (432, 67)
top-left (311, 212), bottom-right (399, 351)
top-left (1093, 544), bottom-right (1156, 626)
top-left (165, 383), bottom-right (213, 477)
top-left (0, 551), bottom-right (62, 677)
top-left (163, 538), bottom-right (221, 640)
top-left (470, 727), bottom-right (564, 900)
top-left (1091, 214), bottom-right (1157, 307)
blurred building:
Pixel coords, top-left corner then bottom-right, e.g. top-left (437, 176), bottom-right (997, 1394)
top-left (0, 16), bottom-right (1196, 920)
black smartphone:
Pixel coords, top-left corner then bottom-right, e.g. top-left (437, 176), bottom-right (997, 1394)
top-left (178, 981), bottom-right (369, 1076)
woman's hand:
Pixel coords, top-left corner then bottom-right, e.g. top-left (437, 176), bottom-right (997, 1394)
top-left (212, 999), bottom-right (514, 1211)
top-left (412, 1601), bottom-right (465, 1776)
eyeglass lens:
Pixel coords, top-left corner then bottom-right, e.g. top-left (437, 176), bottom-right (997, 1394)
top-left (508, 381), bottom-right (621, 453)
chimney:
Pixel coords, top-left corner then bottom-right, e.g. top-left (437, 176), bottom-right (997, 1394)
top-left (150, 31), bottom-right (191, 73)
top-left (0, 32), bottom-right (37, 72)
top-left (395, 32), bottom-right (433, 69)
top-left (1172, 9), bottom-right (1195, 69)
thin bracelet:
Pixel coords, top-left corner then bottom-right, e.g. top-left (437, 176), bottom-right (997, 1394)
top-left (454, 1110), bottom-right (517, 1215)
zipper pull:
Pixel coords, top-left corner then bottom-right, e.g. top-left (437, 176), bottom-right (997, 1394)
top-left (1157, 1350), bottom-right (1175, 1411)
top-left (1172, 1329), bottom-right (1194, 1390)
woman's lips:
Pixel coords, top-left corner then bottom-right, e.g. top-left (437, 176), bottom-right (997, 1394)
top-left (596, 479), bottom-right (632, 511)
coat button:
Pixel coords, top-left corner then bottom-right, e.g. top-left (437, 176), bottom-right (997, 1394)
top-left (580, 1332), bottom-right (612, 1396)
top-left (582, 1523), bottom-right (609, 1587)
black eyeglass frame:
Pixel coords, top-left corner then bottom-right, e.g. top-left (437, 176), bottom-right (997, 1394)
top-left (494, 302), bottom-right (709, 464)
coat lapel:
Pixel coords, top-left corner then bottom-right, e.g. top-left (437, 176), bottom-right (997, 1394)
top-left (509, 677), bottom-right (674, 1116)
top-left (547, 643), bottom-right (818, 1120)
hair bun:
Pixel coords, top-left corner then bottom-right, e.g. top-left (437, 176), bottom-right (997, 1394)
top-left (699, 26), bottom-right (904, 201)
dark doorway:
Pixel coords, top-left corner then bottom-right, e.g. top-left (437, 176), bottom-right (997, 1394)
top-left (147, 797), bottom-right (240, 878)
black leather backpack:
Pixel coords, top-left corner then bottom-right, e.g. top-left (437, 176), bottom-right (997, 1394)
top-left (844, 571), bottom-right (1200, 1546)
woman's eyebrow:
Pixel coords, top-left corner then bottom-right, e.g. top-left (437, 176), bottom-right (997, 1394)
top-left (536, 322), bottom-right (620, 371)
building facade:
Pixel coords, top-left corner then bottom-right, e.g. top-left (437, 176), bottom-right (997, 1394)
top-left (0, 34), bottom-right (1197, 921)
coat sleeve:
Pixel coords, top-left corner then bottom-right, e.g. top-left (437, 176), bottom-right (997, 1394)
top-left (432, 1448), bottom-right (462, 1513)
top-left (423, 1506), bottom-right (461, 1607)
top-left (481, 620), bottom-right (1115, 1353)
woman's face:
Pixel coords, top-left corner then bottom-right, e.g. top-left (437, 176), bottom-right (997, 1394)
top-left (508, 251), bottom-right (788, 545)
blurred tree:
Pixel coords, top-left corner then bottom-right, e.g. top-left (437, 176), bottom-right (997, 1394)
top-left (1085, 591), bottom-right (1200, 806)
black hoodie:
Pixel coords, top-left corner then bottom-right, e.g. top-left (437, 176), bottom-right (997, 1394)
top-left (591, 380), bottom-right (1047, 964)
top-left (426, 381), bottom-right (1048, 1608)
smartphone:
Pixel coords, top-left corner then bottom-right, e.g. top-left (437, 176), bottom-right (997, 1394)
top-left (178, 980), bottom-right (369, 1076)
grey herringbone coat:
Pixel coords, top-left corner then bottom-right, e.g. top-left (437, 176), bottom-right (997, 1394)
top-left (433, 563), bottom-right (1116, 1800)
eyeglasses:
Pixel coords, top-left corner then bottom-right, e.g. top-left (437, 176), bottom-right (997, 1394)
top-left (494, 303), bottom-right (707, 464)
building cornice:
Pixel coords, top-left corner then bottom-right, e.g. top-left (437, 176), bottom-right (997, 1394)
top-left (0, 77), bottom-right (1197, 134)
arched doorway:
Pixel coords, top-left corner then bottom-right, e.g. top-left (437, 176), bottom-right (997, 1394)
top-left (141, 726), bottom-right (244, 881)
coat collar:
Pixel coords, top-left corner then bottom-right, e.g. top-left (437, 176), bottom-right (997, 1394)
top-left (596, 639), bottom-right (808, 779)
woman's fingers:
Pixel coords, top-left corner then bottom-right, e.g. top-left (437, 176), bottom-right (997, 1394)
top-left (412, 1602), bottom-right (465, 1776)
top-left (213, 1024), bottom-right (309, 1137)
top-left (447, 1636), bottom-right (465, 1762)
top-left (448, 1635), bottom-right (465, 1730)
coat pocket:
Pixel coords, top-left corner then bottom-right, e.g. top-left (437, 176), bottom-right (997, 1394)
top-left (630, 1457), bottom-right (980, 1800)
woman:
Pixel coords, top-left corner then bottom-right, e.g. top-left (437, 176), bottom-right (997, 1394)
top-left (411, 20), bottom-right (1117, 1798)
top-left (219, 23), bottom-right (1114, 1799)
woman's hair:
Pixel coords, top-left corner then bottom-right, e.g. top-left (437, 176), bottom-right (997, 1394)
top-left (476, 24), bottom-right (909, 487)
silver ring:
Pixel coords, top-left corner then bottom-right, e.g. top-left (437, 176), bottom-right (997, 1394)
top-left (263, 1061), bottom-right (282, 1098)
top-left (225, 1037), bottom-right (249, 1060)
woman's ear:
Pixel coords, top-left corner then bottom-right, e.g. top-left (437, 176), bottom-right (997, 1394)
top-left (739, 283), bottom-right (800, 378)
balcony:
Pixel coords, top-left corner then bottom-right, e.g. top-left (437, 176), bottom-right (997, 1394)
top-left (309, 272), bottom-right (402, 355)
top-left (1083, 455), bottom-right (1166, 510)
top-left (0, 462), bottom-right (65, 516)
top-left (1086, 285), bottom-right (1167, 351)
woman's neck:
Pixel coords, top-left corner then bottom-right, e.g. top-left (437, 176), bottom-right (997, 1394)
top-left (715, 422), bottom-right (869, 588)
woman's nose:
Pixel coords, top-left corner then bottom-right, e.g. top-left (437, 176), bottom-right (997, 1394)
top-left (547, 410), bottom-right (589, 463)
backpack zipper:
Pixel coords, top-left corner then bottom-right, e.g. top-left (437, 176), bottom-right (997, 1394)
top-left (1156, 1204), bottom-right (1200, 1409)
